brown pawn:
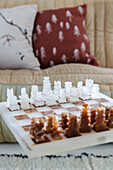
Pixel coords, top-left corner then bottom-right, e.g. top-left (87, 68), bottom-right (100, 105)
top-left (107, 108), bottom-right (113, 128)
top-left (65, 114), bottom-right (80, 137)
top-left (60, 112), bottom-right (69, 130)
top-left (46, 114), bottom-right (54, 133)
top-left (91, 109), bottom-right (96, 124)
top-left (93, 107), bottom-right (108, 132)
top-left (30, 117), bottom-right (45, 143)
top-left (105, 107), bottom-right (110, 120)
top-left (80, 104), bottom-right (91, 133)
top-left (51, 115), bottom-right (63, 140)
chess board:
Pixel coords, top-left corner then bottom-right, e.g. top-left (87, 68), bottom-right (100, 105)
top-left (1, 92), bottom-right (113, 158)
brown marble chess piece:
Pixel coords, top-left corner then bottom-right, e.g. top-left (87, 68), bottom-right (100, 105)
top-left (107, 108), bottom-right (113, 128)
top-left (93, 107), bottom-right (108, 132)
top-left (105, 107), bottom-right (110, 120)
top-left (80, 104), bottom-right (92, 133)
top-left (60, 112), bottom-right (69, 130)
top-left (46, 114), bottom-right (54, 133)
top-left (51, 115), bottom-right (63, 140)
top-left (65, 114), bottom-right (80, 137)
top-left (91, 109), bottom-right (96, 124)
top-left (30, 117), bottom-right (45, 143)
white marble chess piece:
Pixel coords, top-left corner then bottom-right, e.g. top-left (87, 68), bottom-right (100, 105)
top-left (91, 84), bottom-right (100, 99)
top-left (31, 85), bottom-right (39, 104)
top-left (54, 81), bottom-right (61, 100)
top-left (33, 91), bottom-right (44, 107)
top-left (58, 88), bottom-right (66, 103)
top-left (65, 82), bottom-right (72, 98)
top-left (19, 88), bottom-right (30, 110)
top-left (69, 87), bottom-right (79, 102)
top-left (45, 90), bottom-right (57, 106)
top-left (7, 88), bottom-right (19, 111)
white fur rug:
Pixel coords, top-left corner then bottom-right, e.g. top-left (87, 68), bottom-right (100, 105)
top-left (0, 153), bottom-right (113, 170)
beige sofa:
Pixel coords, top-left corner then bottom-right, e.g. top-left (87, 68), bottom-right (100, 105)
top-left (0, 0), bottom-right (113, 143)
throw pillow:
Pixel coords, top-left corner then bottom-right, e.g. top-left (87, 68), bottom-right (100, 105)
top-left (32, 4), bottom-right (98, 69)
top-left (0, 5), bottom-right (40, 70)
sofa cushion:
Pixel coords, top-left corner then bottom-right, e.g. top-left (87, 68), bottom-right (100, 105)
top-left (0, 64), bottom-right (113, 87)
top-left (33, 4), bottom-right (98, 69)
top-left (0, 5), bottom-right (40, 70)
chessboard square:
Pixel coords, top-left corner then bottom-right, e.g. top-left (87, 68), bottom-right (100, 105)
top-left (27, 112), bottom-right (43, 119)
top-left (71, 111), bottom-right (81, 117)
top-left (90, 104), bottom-right (99, 109)
top-left (14, 115), bottom-right (30, 120)
top-left (83, 100), bottom-right (98, 105)
top-left (24, 108), bottom-right (38, 114)
top-left (94, 98), bottom-right (109, 102)
top-left (41, 110), bottom-right (55, 116)
top-left (49, 105), bottom-right (63, 110)
top-left (22, 125), bottom-right (31, 132)
top-left (11, 110), bottom-right (25, 116)
top-left (36, 106), bottom-right (51, 112)
top-left (60, 103), bottom-right (76, 108)
top-left (100, 102), bottom-right (113, 107)
top-left (53, 108), bottom-right (69, 115)
top-left (18, 119), bottom-right (32, 126)
top-left (66, 107), bottom-right (78, 112)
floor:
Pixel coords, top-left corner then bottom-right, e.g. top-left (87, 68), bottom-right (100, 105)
top-left (0, 143), bottom-right (113, 156)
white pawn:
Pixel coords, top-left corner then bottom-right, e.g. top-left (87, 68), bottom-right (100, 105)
top-left (31, 85), bottom-right (39, 104)
top-left (34, 91), bottom-right (44, 107)
top-left (7, 88), bottom-right (19, 111)
top-left (69, 87), bottom-right (79, 102)
top-left (58, 89), bottom-right (66, 103)
top-left (91, 84), bottom-right (100, 99)
top-left (65, 82), bottom-right (72, 98)
top-left (46, 90), bottom-right (57, 106)
top-left (20, 88), bottom-right (30, 110)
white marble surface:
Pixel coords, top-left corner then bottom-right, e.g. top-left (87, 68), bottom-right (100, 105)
top-left (0, 143), bottom-right (113, 157)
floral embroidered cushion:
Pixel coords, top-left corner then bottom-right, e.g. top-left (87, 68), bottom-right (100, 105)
top-left (0, 5), bottom-right (40, 70)
top-left (33, 4), bottom-right (98, 69)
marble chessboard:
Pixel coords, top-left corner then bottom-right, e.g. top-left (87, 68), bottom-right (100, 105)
top-left (1, 92), bottom-right (113, 158)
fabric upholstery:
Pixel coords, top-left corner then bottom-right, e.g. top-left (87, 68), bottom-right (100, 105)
top-left (33, 4), bottom-right (98, 68)
top-left (0, 0), bottom-right (113, 68)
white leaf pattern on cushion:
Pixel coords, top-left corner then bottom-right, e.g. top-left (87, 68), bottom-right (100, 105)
top-left (78, 6), bottom-right (83, 15)
top-left (45, 22), bottom-right (52, 34)
top-left (66, 10), bottom-right (72, 22)
top-left (87, 58), bottom-right (91, 64)
top-left (53, 47), bottom-right (57, 56)
top-left (58, 31), bottom-right (64, 42)
top-left (60, 21), bottom-right (63, 29)
top-left (83, 34), bottom-right (88, 42)
top-left (61, 54), bottom-right (67, 63)
top-left (73, 49), bottom-right (79, 61)
top-left (86, 53), bottom-right (89, 57)
top-left (51, 14), bottom-right (57, 24)
top-left (83, 20), bottom-right (85, 29)
top-left (65, 22), bottom-right (70, 30)
top-left (81, 42), bottom-right (86, 53)
top-left (36, 25), bottom-right (42, 35)
top-left (36, 49), bottom-right (39, 56)
top-left (33, 33), bottom-right (37, 41)
top-left (50, 60), bottom-right (54, 66)
top-left (74, 25), bottom-right (80, 37)
top-left (40, 47), bottom-right (46, 61)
